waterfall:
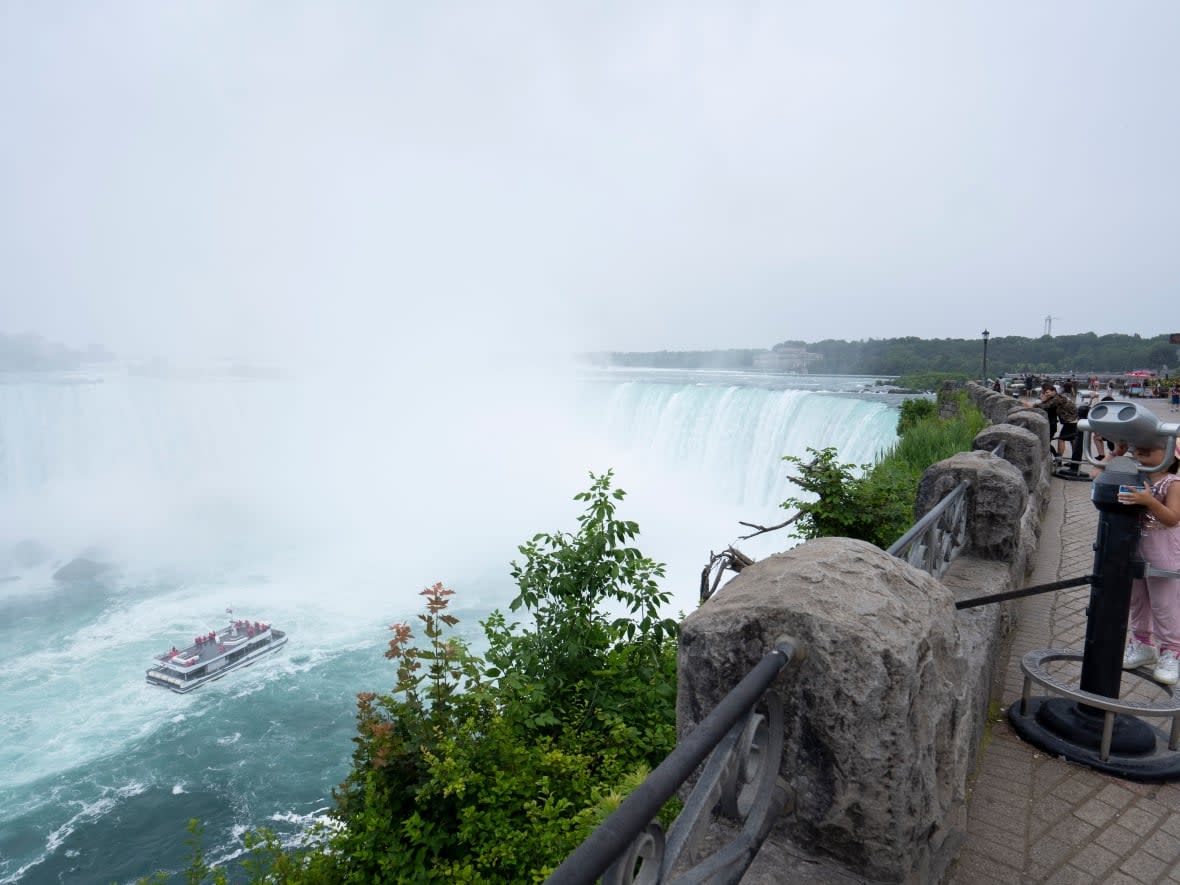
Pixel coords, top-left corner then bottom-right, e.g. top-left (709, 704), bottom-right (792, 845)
top-left (0, 364), bottom-right (902, 885)
top-left (0, 367), bottom-right (899, 588)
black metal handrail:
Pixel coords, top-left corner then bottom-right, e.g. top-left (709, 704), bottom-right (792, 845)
top-left (886, 442), bottom-right (1007, 576)
top-left (886, 479), bottom-right (970, 576)
top-left (544, 637), bottom-right (804, 885)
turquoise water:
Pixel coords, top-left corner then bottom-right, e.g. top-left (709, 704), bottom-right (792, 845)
top-left (0, 366), bottom-right (901, 884)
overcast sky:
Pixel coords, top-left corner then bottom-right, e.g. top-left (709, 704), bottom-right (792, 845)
top-left (3, 2), bottom-right (1178, 364)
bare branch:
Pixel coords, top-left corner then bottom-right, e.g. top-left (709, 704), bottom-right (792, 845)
top-left (737, 510), bottom-right (802, 541)
top-left (699, 545), bottom-right (757, 603)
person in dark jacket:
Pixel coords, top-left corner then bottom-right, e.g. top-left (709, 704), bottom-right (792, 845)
top-left (1036, 382), bottom-right (1079, 460)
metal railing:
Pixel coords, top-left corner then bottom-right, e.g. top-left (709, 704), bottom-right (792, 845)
top-left (886, 442), bottom-right (1006, 577)
top-left (544, 637), bottom-right (804, 885)
top-left (885, 479), bottom-right (970, 578)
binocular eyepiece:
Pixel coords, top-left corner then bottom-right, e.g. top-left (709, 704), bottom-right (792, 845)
top-left (1077, 400), bottom-right (1180, 474)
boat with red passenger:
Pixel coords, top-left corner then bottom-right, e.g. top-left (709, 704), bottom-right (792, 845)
top-left (146, 609), bottom-right (288, 693)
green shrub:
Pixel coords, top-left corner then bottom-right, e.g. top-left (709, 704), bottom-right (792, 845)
top-left (322, 472), bottom-right (679, 883)
top-left (887, 391), bottom-right (986, 475)
top-left (485, 469), bottom-right (677, 731)
top-left (782, 392), bottom-right (985, 549)
top-left (780, 448), bottom-right (915, 548)
top-left (896, 397), bottom-right (936, 435)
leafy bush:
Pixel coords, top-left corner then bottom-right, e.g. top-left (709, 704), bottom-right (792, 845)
top-left (323, 472), bottom-right (679, 883)
top-left (896, 397), bottom-right (936, 435)
top-left (485, 470), bottom-right (677, 730)
top-left (780, 448), bottom-right (915, 548)
top-left (781, 391), bottom-right (986, 549)
top-left (887, 391), bottom-right (986, 475)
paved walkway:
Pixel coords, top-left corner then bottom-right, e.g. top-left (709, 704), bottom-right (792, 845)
top-left (951, 399), bottom-right (1180, 884)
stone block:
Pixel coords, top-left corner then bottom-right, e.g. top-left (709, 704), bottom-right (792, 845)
top-left (916, 452), bottom-right (1029, 564)
top-left (1005, 407), bottom-right (1052, 453)
top-left (973, 423), bottom-right (1044, 494)
top-left (680, 538), bottom-right (971, 883)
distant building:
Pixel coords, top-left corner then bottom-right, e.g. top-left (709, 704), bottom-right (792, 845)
top-left (753, 345), bottom-right (823, 373)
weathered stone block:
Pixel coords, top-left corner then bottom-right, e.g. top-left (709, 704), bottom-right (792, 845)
top-left (679, 538), bottom-right (971, 883)
top-left (978, 391), bottom-right (1024, 425)
top-left (915, 452), bottom-right (1028, 564)
top-left (1004, 407), bottom-right (1051, 452)
top-left (973, 423), bottom-right (1044, 494)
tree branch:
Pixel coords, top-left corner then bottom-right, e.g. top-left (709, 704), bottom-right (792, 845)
top-left (736, 509), bottom-right (802, 541)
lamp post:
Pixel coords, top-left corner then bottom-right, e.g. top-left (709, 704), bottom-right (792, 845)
top-left (981, 329), bottom-right (990, 385)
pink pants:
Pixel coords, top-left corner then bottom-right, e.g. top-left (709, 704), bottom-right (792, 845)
top-left (1129, 575), bottom-right (1180, 653)
top-left (1130, 525), bottom-right (1180, 652)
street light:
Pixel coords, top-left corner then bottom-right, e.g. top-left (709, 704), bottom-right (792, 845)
top-left (981, 329), bottom-right (990, 384)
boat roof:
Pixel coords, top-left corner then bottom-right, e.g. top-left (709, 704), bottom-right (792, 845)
top-left (154, 620), bottom-right (273, 671)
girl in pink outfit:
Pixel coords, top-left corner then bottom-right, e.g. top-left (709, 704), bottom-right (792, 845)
top-left (1120, 442), bottom-right (1180, 684)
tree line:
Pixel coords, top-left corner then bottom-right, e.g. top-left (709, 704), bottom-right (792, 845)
top-left (589, 332), bottom-right (1178, 377)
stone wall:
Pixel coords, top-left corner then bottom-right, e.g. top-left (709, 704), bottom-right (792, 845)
top-left (677, 381), bottom-right (1052, 883)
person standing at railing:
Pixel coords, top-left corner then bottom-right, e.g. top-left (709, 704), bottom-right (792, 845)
top-left (1119, 442), bottom-right (1180, 684)
top-left (1035, 382), bottom-right (1079, 464)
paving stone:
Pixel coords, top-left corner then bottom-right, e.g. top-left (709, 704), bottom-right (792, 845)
top-left (1096, 823), bottom-right (1143, 856)
top-left (1028, 797), bottom-right (1076, 840)
top-left (1046, 815), bottom-right (1097, 849)
top-left (1033, 765), bottom-right (1071, 795)
top-left (985, 739), bottom-right (1033, 764)
top-left (971, 783), bottom-right (1033, 812)
top-left (1030, 832), bottom-right (1078, 869)
top-left (959, 828), bottom-right (1022, 865)
top-left (1103, 872), bottom-right (1147, 885)
top-left (1096, 783), bottom-right (1139, 809)
top-left (1116, 805), bottom-right (1163, 834)
top-left (972, 811), bottom-right (1028, 844)
top-left (1135, 795), bottom-right (1174, 819)
top-left (1120, 779), bottom-right (1161, 799)
top-left (1072, 798), bottom-right (1120, 828)
top-left (1023, 859), bottom-right (1057, 882)
top-left (1140, 828), bottom-right (1180, 864)
top-left (982, 757), bottom-right (1034, 783)
top-left (1069, 841), bottom-right (1120, 878)
top-left (950, 849), bottom-right (1020, 883)
top-left (1045, 864), bottom-right (1097, 885)
top-left (1159, 812), bottom-right (1180, 837)
top-left (1120, 849), bottom-right (1168, 882)
top-left (1050, 775), bottom-right (1097, 803)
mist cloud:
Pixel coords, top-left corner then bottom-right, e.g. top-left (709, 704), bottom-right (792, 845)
top-left (3, 2), bottom-right (1179, 362)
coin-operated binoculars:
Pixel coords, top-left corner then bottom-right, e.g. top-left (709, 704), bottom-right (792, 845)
top-left (1008, 401), bottom-right (1180, 780)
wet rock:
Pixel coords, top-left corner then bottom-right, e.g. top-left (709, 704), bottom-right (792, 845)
top-left (53, 556), bottom-right (113, 582)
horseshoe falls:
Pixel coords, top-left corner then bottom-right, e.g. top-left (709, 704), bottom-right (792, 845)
top-left (0, 365), bottom-right (900, 884)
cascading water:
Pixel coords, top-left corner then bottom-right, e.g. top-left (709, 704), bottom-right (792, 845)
top-left (0, 364), bottom-right (901, 884)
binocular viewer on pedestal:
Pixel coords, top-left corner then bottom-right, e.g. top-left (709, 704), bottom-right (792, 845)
top-left (1078, 400), bottom-right (1180, 473)
top-left (1007, 401), bottom-right (1180, 781)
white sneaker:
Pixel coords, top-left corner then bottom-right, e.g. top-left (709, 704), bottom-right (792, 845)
top-left (1154, 650), bottom-right (1180, 686)
top-left (1123, 639), bottom-right (1159, 669)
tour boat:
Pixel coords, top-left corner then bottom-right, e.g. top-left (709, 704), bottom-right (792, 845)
top-left (146, 610), bottom-right (287, 693)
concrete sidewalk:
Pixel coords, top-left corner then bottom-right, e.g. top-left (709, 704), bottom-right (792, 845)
top-left (951, 399), bottom-right (1180, 884)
